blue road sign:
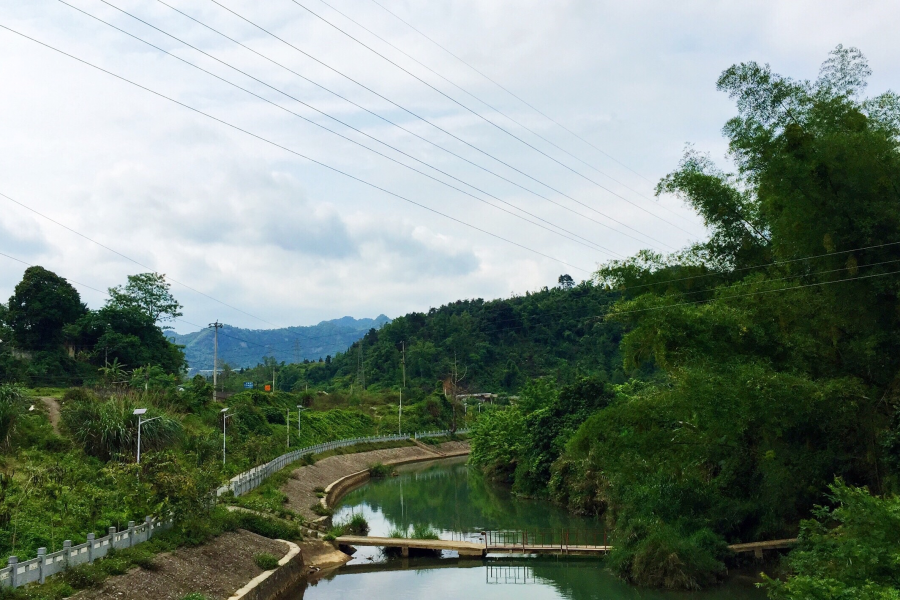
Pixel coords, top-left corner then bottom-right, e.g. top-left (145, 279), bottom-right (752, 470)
top-left (244, 381), bottom-right (254, 389)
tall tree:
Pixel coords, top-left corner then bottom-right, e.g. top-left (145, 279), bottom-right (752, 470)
top-left (108, 273), bottom-right (183, 323)
top-left (6, 266), bottom-right (85, 350)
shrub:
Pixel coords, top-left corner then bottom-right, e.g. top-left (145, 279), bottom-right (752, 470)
top-left (310, 503), bottom-right (332, 517)
top-left (368, 463), bottom-right (392, 478)
top-left (254, 553), bottom-right (280, 570)
top-left (764, 480), bottom-right (900, 600)
top-left (300, 453), bottom-right (316, 466)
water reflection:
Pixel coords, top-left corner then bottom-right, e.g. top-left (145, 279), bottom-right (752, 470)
top-left (290, 458), bottom-right (765, 600)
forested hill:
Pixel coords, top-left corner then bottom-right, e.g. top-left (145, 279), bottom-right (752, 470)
top-left (169, 315), bottom-right (389, 372)
top-left (307, 280), bottom-right (625, 394)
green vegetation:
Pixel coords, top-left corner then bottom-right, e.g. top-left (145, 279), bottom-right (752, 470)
top-left (253, 552), bottom-right (280, 570)
top-left (179, 595), bottom-right (209, 600)
top-left (328, 513), bottom-right (370, 538)
top-left (763, 480), bottom-right (900, 600)
top-left (0, 508), bottom-right (297, 599)
top-left (383, 525), bottom-right (440, 557)
top-left (368, 463), bottom-right (392, 478)
top-left (467, 45), bottom-right (900, 594)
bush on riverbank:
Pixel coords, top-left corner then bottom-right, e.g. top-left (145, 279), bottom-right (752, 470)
top-left (763, 480), bottom-right (900, 600)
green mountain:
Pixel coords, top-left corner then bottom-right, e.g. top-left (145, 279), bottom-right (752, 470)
top-left (169, 315), bottom-right (390, 372)
top-left (302, 280), bottom-right (625, 395)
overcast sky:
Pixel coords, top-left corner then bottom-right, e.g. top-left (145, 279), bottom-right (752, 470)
top-left (1, 0), bottom-right (897, 333)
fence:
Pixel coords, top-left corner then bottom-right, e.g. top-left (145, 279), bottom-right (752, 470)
top-left (217, 429), bottom-right (467, 498)
top-left (2, 428), bottom-right (466, 590)
top-left (482, 529), bottom-right (608, 550)
top-left (0, 517), bottom-right (172, 589)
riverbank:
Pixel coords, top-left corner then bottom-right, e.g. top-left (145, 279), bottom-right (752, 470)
top-left (281, 441), bottom-right (470, 521)
top-left (73, 530), bottom-right (291, 600)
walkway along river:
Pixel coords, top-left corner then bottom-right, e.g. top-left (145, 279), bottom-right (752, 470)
top-left (283, 457), bottom-right (767, 600)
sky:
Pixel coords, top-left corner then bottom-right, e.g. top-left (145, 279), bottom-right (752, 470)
top-left (0, 0), bottom-right (897, 333)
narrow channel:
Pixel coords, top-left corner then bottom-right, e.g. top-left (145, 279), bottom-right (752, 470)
top-left (286, 457), bottom-right (765, 599)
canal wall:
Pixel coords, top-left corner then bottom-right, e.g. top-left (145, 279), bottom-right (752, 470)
top-left (281, 441), bottom-right (470, 522)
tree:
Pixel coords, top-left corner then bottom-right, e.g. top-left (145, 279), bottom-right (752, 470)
top-left (108, 273), bottom-right (183, 323)
top-left (557, 274), bottom-right (575, 289)
top-left (7, 266), bottom-right (86, 350)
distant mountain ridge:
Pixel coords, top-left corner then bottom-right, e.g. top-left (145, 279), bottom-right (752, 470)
top-left (168, 315), bottom-right (390, 372)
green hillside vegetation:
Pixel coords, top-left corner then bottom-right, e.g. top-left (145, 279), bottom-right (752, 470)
top-left (260, 279), bottom-right (626, 399)
top-left (470, 46), bottom-right (900, 595)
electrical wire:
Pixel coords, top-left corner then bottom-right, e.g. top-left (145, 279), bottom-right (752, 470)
top-left (203, 0), bottom-right (671, 250)
top-left (285, 0), bottom-right (697, 239)
top-left (154, 0), bottom-right (647, 254)
top-left (365, 0), bottom-right (655, 185)
top-left (0, 22), bottom-right (591, 277)
top-left (67, 0), bottom-right (620, 258)
top-left (316, 0), bottom-right (700, 231)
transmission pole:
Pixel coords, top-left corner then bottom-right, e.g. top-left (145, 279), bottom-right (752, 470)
top-left (209, 321), bottom-right (223, 402)
top-left (357, 340), bottom-right (365, 390)
top-left (401, 341), bottom-right (406, 389)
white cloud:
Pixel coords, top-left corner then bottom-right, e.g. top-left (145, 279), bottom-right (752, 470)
top-left (1, 0), bottom-right (896, 331)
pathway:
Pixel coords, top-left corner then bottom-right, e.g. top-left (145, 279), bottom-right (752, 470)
top-left (39, 396), bottom-right (61, 435)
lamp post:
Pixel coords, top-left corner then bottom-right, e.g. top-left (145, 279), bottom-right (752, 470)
top-left (133, 408), bottom-right (160, 464)
top-left (221, 408), bottom-right (232, 466)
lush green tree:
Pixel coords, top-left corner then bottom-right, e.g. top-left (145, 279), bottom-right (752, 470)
top-left (7, 266), bottom-right (86, 350)
top-left (107, 272), bottom-right (183, 323)
top-left (474, 45), bottom-right (900, 590)
top-left (764, 480), bottom-right (900, 600)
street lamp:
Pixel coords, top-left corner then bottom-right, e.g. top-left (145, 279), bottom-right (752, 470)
top-left (133, 408), bottom-right (160, 464)
top-left (221, 408), bottom-right (233, 466)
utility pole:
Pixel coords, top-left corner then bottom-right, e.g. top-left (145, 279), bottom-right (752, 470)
top-left (451, 353), bottom-right (467, 433)
top-left (272, 361), bottom-right (276, 393)
top-left (401, 341), bottom-right (406, 388)
top-left (357, 340), bottom-right (365, 391)
top-left (209, 321), bottom-right (223, 402)
top-left (398, 387), bottom-right (402, 435)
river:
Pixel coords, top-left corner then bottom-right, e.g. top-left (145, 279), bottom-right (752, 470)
top-left (287, 457), bottom-right (766, 600)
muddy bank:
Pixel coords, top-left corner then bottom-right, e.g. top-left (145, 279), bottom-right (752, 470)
top-left (282, 441), bottom-right (470, 521)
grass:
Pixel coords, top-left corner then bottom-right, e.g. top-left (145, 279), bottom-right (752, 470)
top-left (180, 594), bottom-right (209, 600)
top-left (310, 503), bottom-right (333, 517)
top-left (383, 524), bottom-right (441, 558)
top-left (253, 553), bottom-right (280, 570)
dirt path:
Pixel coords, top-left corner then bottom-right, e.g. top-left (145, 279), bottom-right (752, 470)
top-left (74, 530), bottom-right (289, 600)
top-left (282, 441), bottom-right (470, 521)
top-left (39, 396), bottom-right (61, 435)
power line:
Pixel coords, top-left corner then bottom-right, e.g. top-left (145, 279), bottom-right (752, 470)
top-left (316, 0), bottom-right (700, 231)
top-left (365, 0), bottom-right (655, 186)
top-left (67, 0), bottom-right (620, 259)
top-left (154, 0), bottom-right (642, 255)
top-left (285, 0), bottom-right (697, 239)
top-left (203, 0), bottom-right (670, 251)
top-left (0, 22), bottom-right (592, 276)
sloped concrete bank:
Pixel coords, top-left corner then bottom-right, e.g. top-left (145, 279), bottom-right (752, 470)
top-left (280, 441), bottom-right (471, 523)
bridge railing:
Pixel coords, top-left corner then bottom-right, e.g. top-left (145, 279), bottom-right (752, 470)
top-left (480, 529), bottom-right (608, 549)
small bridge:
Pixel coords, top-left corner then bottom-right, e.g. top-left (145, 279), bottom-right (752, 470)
top-left (337, 530), bottom-right (798, 559)
top-left (337, 529), bottom-right (610, 558)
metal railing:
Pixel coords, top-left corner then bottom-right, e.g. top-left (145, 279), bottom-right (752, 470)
top-left (482, 529), bottom-right (608, 550)
top-left (217, 429), bottom-right (468, 497)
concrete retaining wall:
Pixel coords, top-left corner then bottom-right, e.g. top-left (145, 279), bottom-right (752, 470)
top-left (227, 540), bottom-right (304, 600)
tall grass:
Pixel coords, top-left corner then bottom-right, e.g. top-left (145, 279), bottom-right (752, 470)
top-left (61, 391), bottom-right (181, 460)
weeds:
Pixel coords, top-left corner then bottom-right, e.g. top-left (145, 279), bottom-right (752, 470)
top-left (253, 553), bottom-right (280, 570)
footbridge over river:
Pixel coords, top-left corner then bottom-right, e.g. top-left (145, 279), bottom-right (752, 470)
top-left (336, 530), bottom-right (797, 559)
top-left (337, 530), bottom-right (611, 558)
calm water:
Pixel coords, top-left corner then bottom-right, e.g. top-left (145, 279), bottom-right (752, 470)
top-left (287, 457), bottom-right (766, 600)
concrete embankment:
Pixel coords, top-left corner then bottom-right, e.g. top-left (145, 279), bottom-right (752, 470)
top-left (281, 441), bottom-right (470, 522)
